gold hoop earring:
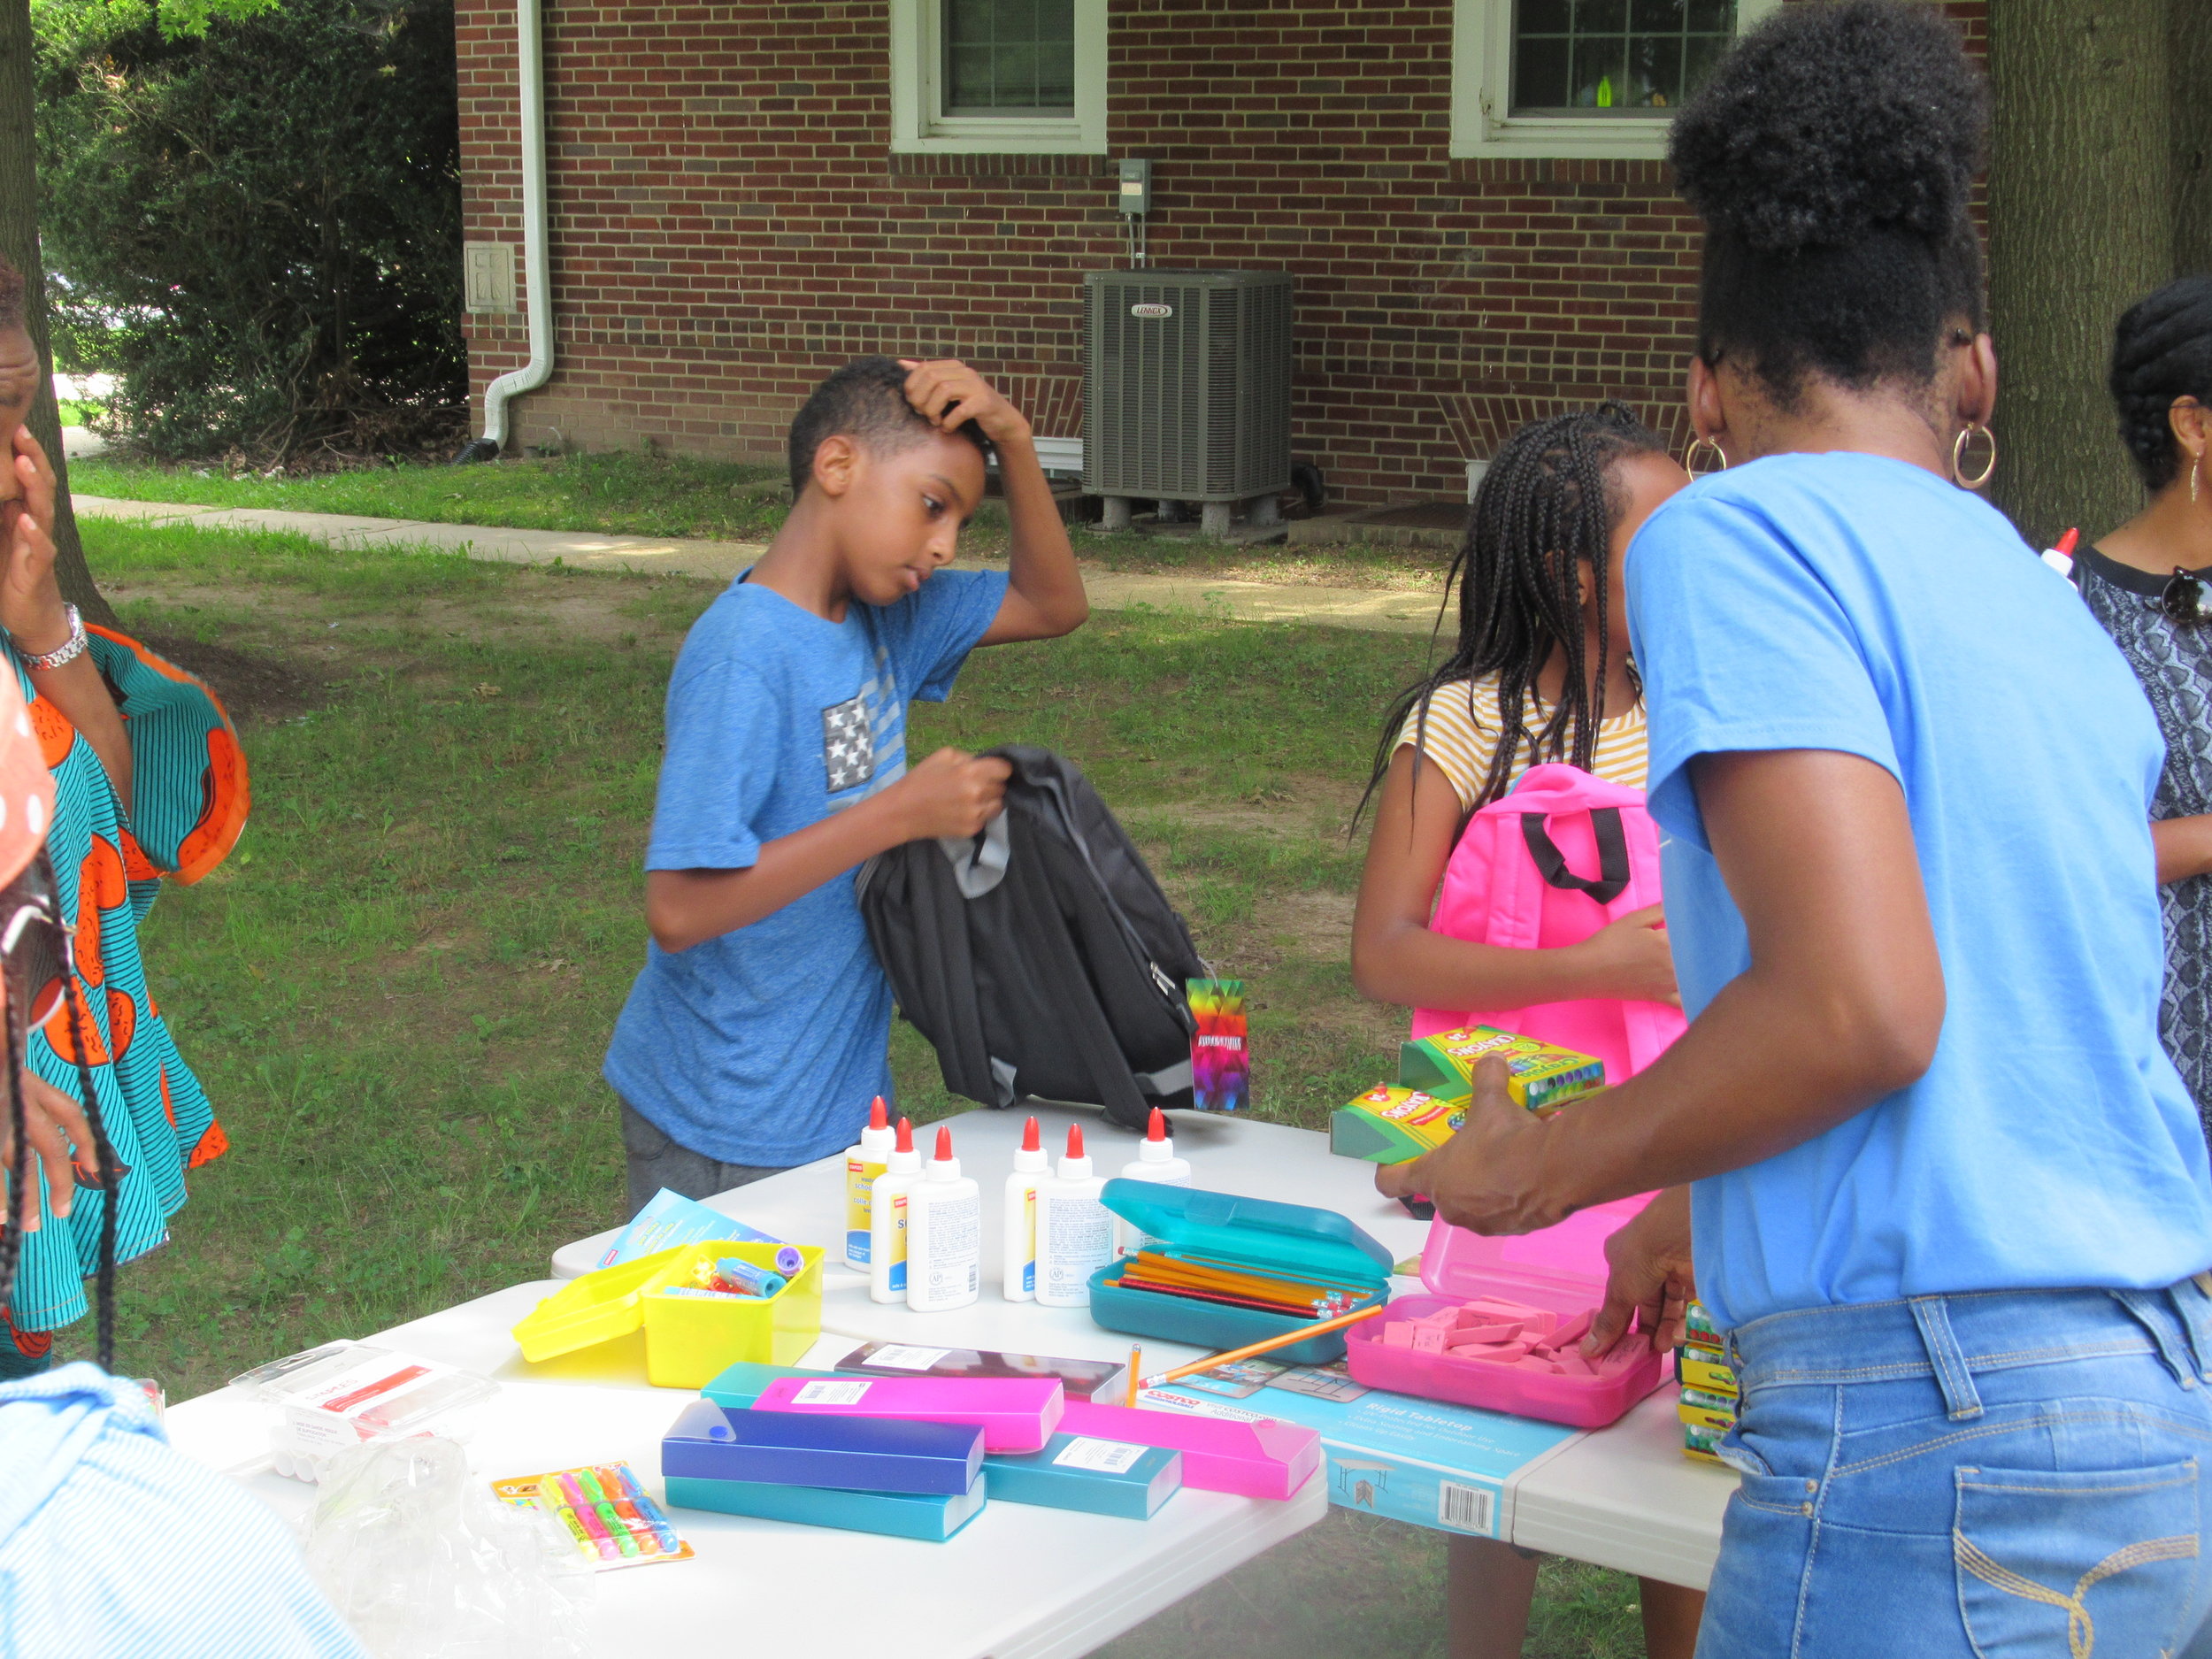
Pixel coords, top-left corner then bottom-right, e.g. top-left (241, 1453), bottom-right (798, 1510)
top-left (1685, 436), bottom-right (1728, 477)
top-left (1950, 422), bottom-right (1997, 491)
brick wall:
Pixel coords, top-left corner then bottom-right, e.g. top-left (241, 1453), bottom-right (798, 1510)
top-left (456, 1), bottom-right (1988, 507)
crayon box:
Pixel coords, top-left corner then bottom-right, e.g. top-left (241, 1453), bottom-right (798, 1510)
top-left (1397, 1026), bottom-right (1605, 1115)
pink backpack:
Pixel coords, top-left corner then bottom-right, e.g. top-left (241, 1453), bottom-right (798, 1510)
top-left (1413, 762), bottom-right (1686, 1086)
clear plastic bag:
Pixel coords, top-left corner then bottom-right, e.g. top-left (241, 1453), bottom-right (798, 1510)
top-left (301, 1433), bottom-right (596, 1658)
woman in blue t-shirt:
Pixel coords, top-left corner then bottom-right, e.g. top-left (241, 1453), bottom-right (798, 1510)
top-left (1379, 5), bottom-right (2212, 1655)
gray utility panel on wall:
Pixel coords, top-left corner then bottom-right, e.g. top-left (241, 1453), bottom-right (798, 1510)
top-left (1082, 269), bottom-right (1293, 517)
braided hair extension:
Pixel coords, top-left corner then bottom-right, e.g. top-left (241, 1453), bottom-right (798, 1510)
top-left (0, 955), bottom-right (27, 1334)
top-left (1357, 404), bottom-right (1666, 825)
top-left (2109, 276), bottom-right (2212, 493)
top-left (52, 855), bottom-right (118, 1373)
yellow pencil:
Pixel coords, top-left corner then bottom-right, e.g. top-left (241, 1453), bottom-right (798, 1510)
top-left (1136, 1302), bottom-right (1386, 1392)
top-left (1125, 1344), bottom-right (1141, 1408)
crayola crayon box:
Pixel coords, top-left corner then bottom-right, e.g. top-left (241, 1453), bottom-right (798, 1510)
top-left (1397, 1026), bottom-right (1605, 1115)
top-left (1330, 1086), bottom-right (1464, 1164)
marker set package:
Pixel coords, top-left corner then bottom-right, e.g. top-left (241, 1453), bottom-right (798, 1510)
top-left (491, 1462), bottom-right (695, 1569)
top-left (1187, 978), bottom-right (1249, 1112)
top-left (228, 1341), bottom-right (500, 1483)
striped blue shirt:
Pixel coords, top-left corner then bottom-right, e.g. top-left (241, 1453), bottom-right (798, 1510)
top-left (0, 1363), bottom-right (365, 1658)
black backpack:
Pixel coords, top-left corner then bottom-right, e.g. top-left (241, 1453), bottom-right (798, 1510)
top-left (856, 745), bottom-right (1207, 1131)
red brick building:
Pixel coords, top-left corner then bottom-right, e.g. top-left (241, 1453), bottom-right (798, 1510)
top-left (454, 1), bottom-right (1987, 508)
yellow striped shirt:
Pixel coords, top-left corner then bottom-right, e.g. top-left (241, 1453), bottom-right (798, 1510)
top-left (1394, 674), bottom-right (1648, 815)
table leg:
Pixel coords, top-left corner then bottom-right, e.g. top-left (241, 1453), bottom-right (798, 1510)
top-left (1638, 1576), bottom-right (1707, 1659)
top-left (1445, 1533), bottom-right (1540, 1659)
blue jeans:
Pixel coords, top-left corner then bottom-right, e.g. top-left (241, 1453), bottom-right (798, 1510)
top-left (1698, 1280), bottom-right (2212, 1659)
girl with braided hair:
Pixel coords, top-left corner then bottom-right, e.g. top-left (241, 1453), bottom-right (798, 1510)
top-left (2077, 275), bottom-right (2212, 1126)
top-left (1379, 5), bottom-right (2212, 1654)
top-left (1352, 406), bottom-right (1701, 1659)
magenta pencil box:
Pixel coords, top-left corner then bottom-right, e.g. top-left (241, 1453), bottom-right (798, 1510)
top-left (751, 1373), bottom-right (1064, 1455)
top-left (1056, 1400), bottom-right (1321, 1500)
top-left (662, 1399), bottom-right (985, 1495)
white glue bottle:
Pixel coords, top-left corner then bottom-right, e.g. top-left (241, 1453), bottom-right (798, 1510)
top-left (1034, 1123), bottom-right (1113, 1310)
top-left (905, 1125), bottom-right (981, 1313)
top-left (1003, 1115), bottom-right (1047, 1302)
top-left (843, 1095), bottom-right (895, 1271)
top-left (868, 1117), bottom-right (923, 1305)
top-left (1113, 1108), bottom-right (1193, 1258)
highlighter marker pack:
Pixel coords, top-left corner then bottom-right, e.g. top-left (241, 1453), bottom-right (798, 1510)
top-left (490, 1461), bottom-right (693, 1570)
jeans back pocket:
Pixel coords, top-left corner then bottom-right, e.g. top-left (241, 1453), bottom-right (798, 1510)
top-left (1955, 1459), bottom-right (2200, 1658)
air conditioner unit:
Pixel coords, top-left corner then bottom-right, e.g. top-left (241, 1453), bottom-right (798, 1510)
top-left (1083, 269), bottom-right (1293, 517)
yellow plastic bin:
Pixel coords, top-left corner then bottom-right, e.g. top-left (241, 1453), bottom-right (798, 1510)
top-left (511, 1240), bottom-right (826, 1388)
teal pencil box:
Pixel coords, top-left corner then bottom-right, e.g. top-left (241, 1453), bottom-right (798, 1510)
top-left (664, 1474), bottom-right (987, 1541)
top-left (984, 1432), bottom-right (1182, 1518)
top-left (702, 1361), bottom-right (821, 1409)
top-left (1088, 1181), bottom-right (1394, 1365)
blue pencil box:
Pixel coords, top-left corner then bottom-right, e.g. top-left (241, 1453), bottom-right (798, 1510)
top-left (662, 1398), bottom-right (985, 1495)
top-left (984, 1432), bottom-right (1183, 1519)
top-left (664, 1474), bottom-right (988, 1541)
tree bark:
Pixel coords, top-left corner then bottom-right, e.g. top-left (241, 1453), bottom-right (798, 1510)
top-left (2174, 0), bottom-right (2212, 277)
top-left (1986, 0), bottom-right (2174, 549)
top-left (0, 0), bottom-right (115, 626)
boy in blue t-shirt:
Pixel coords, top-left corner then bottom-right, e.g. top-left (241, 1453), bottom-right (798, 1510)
top-left (605, 357), bottom-right (1088, 1206)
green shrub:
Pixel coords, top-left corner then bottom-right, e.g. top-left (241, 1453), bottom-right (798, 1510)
top-left (36, 0), bottom-right (465, 461)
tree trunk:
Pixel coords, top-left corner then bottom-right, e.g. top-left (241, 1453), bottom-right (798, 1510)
top-left (1986, 0), bottom-right (2174, 549)
top-left (2174, 0), bottom-right (2212, 277)
top-left (0, 0), bottom-right (115, 627)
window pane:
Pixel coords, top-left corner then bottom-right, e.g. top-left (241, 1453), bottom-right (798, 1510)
top-left (943, 0), bottom-right (1076, 116)
top-left (1511, 0), bottom-right (1735, 115)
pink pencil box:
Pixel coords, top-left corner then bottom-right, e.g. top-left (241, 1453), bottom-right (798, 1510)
top-left (1056, 1399), bottom-right (1320, 1500)
top-left (750, 1374), bottom-right (1064, 1454)
top-left (1343, 1198), bottom-right (1667, 1429)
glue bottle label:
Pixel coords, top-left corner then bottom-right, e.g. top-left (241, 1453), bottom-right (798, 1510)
top-left (1021, 1187), bottom-right (1037, 1294)
top-left (887, 1193), bottom-right (909, 1294)
top-left (846, 1156), bottom-right (887, 1265)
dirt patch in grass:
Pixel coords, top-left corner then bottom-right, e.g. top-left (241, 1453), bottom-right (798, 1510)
top-left (131, 632), bottom-right (334, 726)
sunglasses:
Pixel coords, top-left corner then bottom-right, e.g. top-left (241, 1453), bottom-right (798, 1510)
top-left (2162, 567), bottom-right (2211, 626)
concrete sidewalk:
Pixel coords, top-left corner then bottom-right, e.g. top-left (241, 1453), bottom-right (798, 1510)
top-left (73, 495), bottom-right (1446, 636)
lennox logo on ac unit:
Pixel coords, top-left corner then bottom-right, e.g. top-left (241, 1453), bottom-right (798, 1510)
top-left (1129, 303), bottom-right (1173, 319)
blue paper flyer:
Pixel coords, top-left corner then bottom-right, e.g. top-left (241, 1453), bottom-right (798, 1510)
top-left (1141, 1359), bottom-right (1585, 1539)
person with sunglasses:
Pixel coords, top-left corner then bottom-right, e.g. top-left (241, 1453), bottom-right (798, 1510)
top-left (0, 253), bottom-right (248, 1375)
top-left (2075, 274), bottom-right (2212, 1133)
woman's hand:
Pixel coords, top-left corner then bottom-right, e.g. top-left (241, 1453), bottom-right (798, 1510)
top-left (0, 426), bottom-right (70, 657)
top-left (0, 1071), bottom-right (97, 1231)
top-left (1563, 903), bottom-right (1679, 1005)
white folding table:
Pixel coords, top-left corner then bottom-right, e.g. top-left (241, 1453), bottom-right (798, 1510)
top-left (164, 1106), bottom-right (1733, 1656)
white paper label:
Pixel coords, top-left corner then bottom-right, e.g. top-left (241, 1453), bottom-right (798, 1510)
top-left (791, 1379), bottom-right (873, 1405)
top-left (1053, 1436), bottom-right (1148, 1474)
top-left (864, 1345), bottom-right (951, 1371)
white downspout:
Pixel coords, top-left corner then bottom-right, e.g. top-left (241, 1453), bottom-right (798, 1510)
top-left (465, 0), bottom-right (551, 457)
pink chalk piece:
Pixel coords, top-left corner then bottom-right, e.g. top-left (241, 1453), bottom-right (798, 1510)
top-left (1462, 1341), bottom-right (1533, 1364)
top-left (1381, 1322), bottom-right (1416, 1348)
top-left (1058, 1399), bottom-right (1320, 1501)
top-left (1455, 1321), bottom-right (1524, 1343)
top-left (751, 1374), bottom-right (1064, 1454)
top-left (1411, 1325), bottom-right (1448, 1354)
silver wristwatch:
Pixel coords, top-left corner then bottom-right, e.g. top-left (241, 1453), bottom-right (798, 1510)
top-left (18, 604), bottom-right (86, 672)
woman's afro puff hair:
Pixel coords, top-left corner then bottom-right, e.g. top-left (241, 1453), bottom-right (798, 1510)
top-left (1670, 0), bottom-right (1985, 256)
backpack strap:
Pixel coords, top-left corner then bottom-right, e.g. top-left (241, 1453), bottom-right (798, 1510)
top-left (1520, 807), bottom-right (1632, 906)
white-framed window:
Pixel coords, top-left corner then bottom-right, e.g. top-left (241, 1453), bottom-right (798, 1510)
top-left (1451, 0), bottom-right (1782, 161)
top-left (889, 0), bottom-right (1107, 156)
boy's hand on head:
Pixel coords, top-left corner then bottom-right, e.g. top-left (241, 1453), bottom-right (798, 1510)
top-left (888, 747), bottom-right (1013, 841)
top-left (899, 359), bottom-right (1032, 447)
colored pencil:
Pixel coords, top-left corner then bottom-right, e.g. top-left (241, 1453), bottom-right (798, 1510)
top-left (1135, 1304), bottom-right (1387, 1392)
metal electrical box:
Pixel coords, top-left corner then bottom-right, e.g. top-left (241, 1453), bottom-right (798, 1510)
top-left (1082, 269), bottom-right (1293, 504)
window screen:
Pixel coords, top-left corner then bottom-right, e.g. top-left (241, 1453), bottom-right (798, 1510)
top-left (1511, 0), bottom-right (1736, 116)
top-left (942, 0), bottom-right (1077, 117)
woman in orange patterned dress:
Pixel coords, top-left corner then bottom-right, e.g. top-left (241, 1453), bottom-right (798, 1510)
top-left (0, 257), bottom-right (246, 1375)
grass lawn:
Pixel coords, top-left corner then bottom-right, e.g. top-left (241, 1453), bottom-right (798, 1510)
top-left (49, 516), bottom-right (1647, 1657)
top-left (70, 451), bottom-right (1454, 592)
